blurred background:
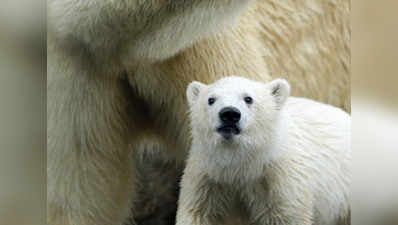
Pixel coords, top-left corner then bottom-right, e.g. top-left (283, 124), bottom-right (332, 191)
top-left (0, 0), bottom-right (45, 225)
top-left (352, 0), bottom-right (398, 225)
top-left (0, 0), bottom-right (397, 224)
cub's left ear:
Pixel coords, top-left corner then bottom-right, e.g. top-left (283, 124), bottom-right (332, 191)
top-left (266, 78), bottom-right (290, 107)
top-left (186, 81), bottom-right (207, 106)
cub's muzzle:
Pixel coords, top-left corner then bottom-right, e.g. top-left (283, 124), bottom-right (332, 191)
top-left (217, 107), bottom-right (241, 140)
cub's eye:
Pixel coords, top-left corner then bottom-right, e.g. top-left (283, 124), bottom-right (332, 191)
top-left (244, 96), bottom-right (253, 104)
top-left (208, 97), bottom-right (216, 106)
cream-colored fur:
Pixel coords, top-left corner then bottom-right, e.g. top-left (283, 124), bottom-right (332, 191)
top-left (47, 0), bottom-right (350, 224)
top-left (178, 76), bottom-right (350, 225)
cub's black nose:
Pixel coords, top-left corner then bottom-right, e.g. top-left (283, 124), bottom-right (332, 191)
top-left (219, 107), bottom-right (241, 123)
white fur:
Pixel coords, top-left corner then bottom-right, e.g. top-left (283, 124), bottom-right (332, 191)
top-left (47, 0), bottom-right (251, 63)
top-left (179, 76), bottom-right (351, 225)
top-left (47, 0), bottom-right (350, 224)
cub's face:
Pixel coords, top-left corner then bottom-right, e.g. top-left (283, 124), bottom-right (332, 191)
top-left (187, 76), bottom-right (290, 147)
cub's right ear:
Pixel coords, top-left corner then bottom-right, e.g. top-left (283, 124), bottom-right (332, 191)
top-left (186, 81), bottom-right (207, 106)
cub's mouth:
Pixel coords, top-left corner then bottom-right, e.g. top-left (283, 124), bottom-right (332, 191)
top-left (216, 124), bottom-right (241, 140)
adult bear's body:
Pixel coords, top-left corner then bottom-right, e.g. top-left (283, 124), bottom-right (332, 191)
top-left (47, 0), bottom-right (350, 224)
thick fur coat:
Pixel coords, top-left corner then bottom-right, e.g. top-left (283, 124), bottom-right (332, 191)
top-left (178, 77), bottom-right (350, 225)
top-left (47, 0), bottom-right (350, 224)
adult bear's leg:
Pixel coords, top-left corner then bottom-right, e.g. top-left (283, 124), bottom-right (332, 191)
top-left (47, 45), bottom-right (136, 225)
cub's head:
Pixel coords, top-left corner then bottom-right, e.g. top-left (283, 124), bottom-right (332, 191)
top-left (187, 76), bottom-right (290, 147)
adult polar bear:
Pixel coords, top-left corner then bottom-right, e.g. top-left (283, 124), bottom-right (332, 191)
top-left (47, 0), bottom-right (350, 225)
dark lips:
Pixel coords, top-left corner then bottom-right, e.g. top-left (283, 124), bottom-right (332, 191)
top-left (216, 125), bottom-right (241, 140)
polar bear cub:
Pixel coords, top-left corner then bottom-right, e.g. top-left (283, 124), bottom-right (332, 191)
top-left (176, 76), bottom-right (350, 225)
